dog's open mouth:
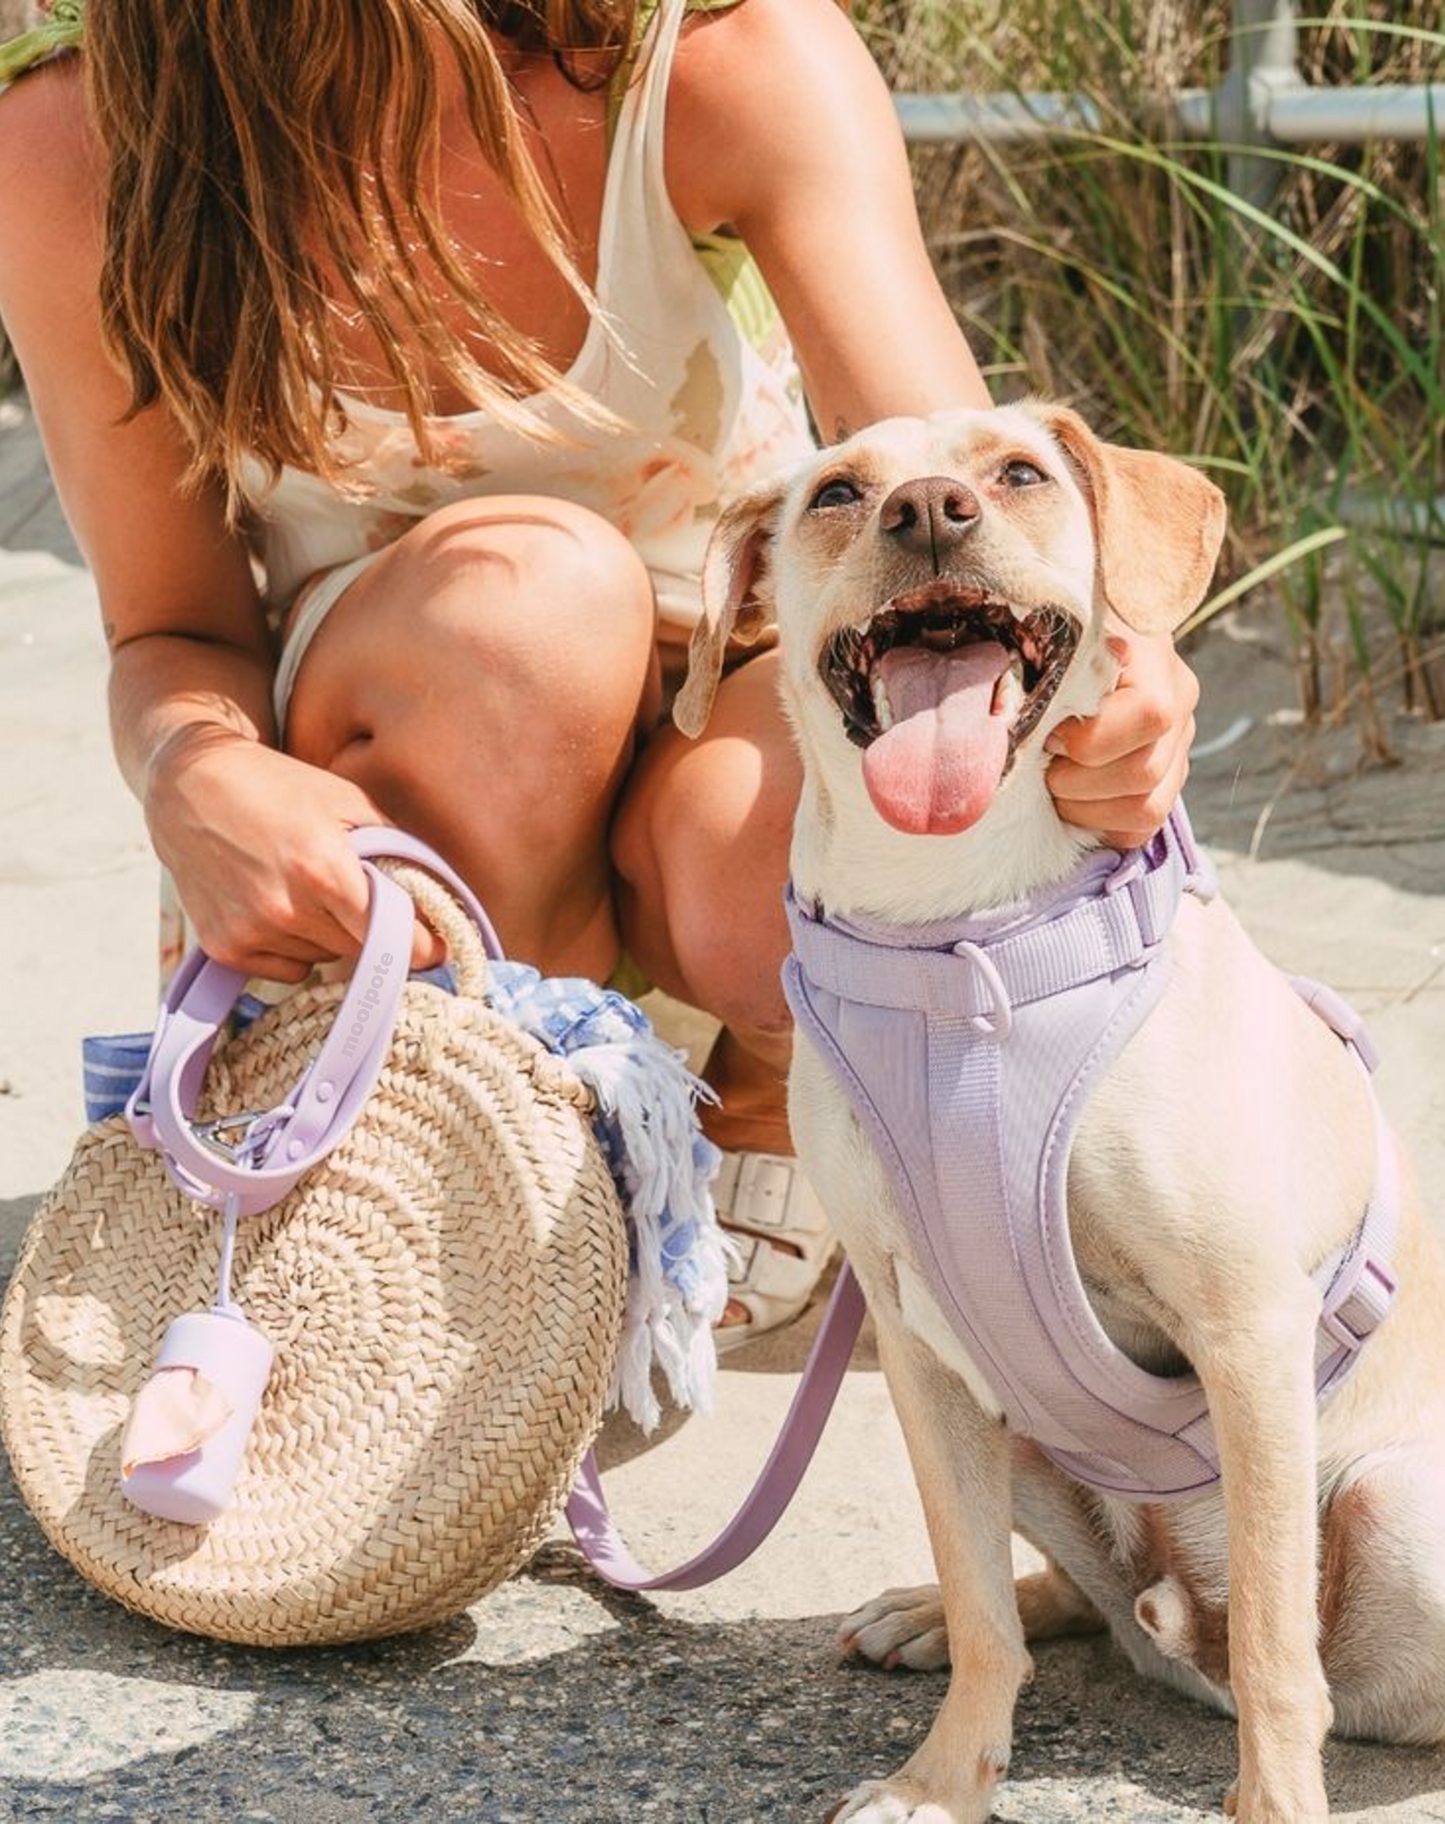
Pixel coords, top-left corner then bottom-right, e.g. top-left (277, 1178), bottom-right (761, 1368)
top-left (820, 583), bottom-right (1079, 836)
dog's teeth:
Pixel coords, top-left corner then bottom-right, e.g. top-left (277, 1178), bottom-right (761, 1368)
top-left (993, 665), bottom-right (1026, 721)
top-left (871, 674), bottom-right (894, 731)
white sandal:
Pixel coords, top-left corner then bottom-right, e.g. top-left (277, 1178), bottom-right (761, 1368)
top-left (712, 1150), bottom-right (836, 1354)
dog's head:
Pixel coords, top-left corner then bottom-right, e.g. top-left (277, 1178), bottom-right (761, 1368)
top-left (675, 404), bottom-right (1225, 840)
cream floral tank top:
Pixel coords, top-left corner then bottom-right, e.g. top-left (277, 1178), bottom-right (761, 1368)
top-left (240, 0), bottom-right (816, 649)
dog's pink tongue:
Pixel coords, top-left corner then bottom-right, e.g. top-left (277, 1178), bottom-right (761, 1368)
top-left (862, 642), bottom-right (1012, 835)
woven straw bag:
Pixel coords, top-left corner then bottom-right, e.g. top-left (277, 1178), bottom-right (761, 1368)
top-left (0, 841), bottom-right (628, 1646)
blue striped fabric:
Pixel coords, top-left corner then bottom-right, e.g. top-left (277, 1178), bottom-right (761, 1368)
top-left (82, 1033), bottom-right (156, 1124)
top-left (82, 993), bottom-right (275, 1123)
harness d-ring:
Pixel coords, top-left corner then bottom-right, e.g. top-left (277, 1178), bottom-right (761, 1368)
top-left (952, 939), bottom-right (1014, 1039)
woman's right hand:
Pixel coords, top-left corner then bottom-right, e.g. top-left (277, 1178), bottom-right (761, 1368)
top-left (143, 726), bottom-right (447, 983)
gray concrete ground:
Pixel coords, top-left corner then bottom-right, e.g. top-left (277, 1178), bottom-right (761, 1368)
top-left (1, 393), bottom-right (1443, 1821)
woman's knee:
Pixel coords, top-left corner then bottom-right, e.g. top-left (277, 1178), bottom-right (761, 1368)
top-left (406, 496), bottom-right (654, 644)
top-left (286, 497), bottom-right (658, 781)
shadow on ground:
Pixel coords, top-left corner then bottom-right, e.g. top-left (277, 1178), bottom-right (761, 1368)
top-left (1182, 616), bottom-right (1445, 899)
top-left (3, 1499), bottom-right (1443, 1824)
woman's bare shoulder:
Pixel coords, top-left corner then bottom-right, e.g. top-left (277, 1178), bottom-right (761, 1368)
top-left (0, 56), bottom-right (102, 236)
top-left (666, 0), bottom-right (897, 234)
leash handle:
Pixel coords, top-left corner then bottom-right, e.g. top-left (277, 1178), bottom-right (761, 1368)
top-left (566, 1263), bottom-right (866, 1590)
top-left (126, 824), bottom-right (859, 1575)
top-left (129, 829), bottom-right (502, 1215)
top-left (347, 827), bottom-right (505, 961)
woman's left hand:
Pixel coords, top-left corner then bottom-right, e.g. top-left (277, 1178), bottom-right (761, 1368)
top-left (1045, 631), bottom-right (1200, 848)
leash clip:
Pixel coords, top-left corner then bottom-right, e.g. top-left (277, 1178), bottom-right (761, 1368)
top-left (190, 1106), bottom-right (291, 1168)
top-left (951, 940), bottom-right (1014, 1040)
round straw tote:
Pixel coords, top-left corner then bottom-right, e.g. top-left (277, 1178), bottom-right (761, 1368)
top-left (0, 859), bottom-right (628, 1646)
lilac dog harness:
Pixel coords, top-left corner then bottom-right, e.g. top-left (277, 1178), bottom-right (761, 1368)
top-left (784, 812), bottom-right (1400, 1502)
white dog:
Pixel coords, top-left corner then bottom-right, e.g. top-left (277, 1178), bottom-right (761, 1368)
top-left (675, 405), bottom-right (1445, 1824)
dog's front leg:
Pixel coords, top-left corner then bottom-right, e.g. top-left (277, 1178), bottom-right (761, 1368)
top-left (1188, 1282), bottom-right (1332, 1822)
top-left (834, 1323), bottom-right (1029, 1824)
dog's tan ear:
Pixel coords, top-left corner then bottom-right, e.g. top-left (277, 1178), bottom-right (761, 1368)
top-left (1027, 402), bottom-right (1227, 635)
top-left (672, 477), bottom-right (789, 738)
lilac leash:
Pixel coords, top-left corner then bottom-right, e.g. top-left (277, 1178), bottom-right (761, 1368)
top-left (129, 830), bottom-right (504, 1214)
top-left (565, 1265), bottom-right (865, 1590)
top-left (128, 828), bottom-right (857, 1585)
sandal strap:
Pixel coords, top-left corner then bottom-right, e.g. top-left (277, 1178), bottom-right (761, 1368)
top-left (712, 1149), bottom-right (832, 1252)
top-left (726, 1233), bottom-right (829, 1302)
top-left (714, 1149), bottom-right (836, 1354)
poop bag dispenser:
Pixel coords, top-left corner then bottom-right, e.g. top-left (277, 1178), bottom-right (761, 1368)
top-left (121, 1304), bottom-right (276, 1524)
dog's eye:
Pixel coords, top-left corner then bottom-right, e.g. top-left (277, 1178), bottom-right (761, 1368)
top-left (1002, 460), bottom-right (1048, 489)
top-left (809, 477), bottom-right (863, 510)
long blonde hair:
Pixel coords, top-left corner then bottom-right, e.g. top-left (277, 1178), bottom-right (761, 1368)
top-left (85, 1), bottom-right (639, 516)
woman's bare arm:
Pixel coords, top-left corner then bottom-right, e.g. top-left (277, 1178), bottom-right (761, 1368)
top-left (669, 0), bottom-right (989, 436)
top-left (0, 62), bottom-right (421, 975)
top-left (0, 68), bottom-right (272, 752)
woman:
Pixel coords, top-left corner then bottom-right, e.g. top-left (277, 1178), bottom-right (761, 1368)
top-left (0, 0), bottom-right (1197, 1346)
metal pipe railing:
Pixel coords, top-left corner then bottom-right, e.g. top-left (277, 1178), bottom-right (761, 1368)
top-left (896, 93), bottom-right (1104, 145)
top-left (892, 0), bottom-right (1445, 545)
top-left (1171, 83), bottom-right (1445, 144)
top-left (897, 84), bottom-right (1445, 150)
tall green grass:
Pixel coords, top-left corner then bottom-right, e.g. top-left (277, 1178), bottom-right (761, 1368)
top-left (858, 1), bottom-right (1445, 724)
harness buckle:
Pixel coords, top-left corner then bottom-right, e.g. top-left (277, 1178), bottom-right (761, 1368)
top-left (951, 940), bottom-right (1014, 1039)
top-left (1322, 1257), bottom-right (1397, 1354)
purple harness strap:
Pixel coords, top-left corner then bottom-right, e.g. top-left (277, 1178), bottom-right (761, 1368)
top-left (783, 811), bottom-right (1399, 1502)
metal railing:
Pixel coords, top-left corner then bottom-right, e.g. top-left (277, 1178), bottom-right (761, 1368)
top-left (891, 0), bottom-right (1445, 541)
top-left (895, 1), bottom-right (1445, 175)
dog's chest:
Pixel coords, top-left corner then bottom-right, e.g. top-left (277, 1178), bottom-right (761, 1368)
top-left (782, 865), bottom-right (1228, 1498)
top-left (789, 1038), bottom-right (1184, 1409)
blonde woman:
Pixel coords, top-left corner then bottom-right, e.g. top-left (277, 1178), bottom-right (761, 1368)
top-left (0, 0), bottom-right (1198, 1347)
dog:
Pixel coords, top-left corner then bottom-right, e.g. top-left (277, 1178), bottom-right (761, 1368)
top-left (675, 405), bottom-right (1445, 1824)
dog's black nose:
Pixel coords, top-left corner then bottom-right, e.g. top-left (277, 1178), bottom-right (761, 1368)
top-left (879, 476), bottom-right (980, 567)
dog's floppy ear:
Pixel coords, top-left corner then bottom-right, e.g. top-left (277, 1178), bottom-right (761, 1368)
top-left (672, 476), bottom-right (789, 738)
top-left (1026, 402), bottom-right (1227, 635)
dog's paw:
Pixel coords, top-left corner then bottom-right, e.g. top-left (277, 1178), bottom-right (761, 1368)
top-left (838, 1585), bottom-right (949, 1671)
top-left (827, 1777), bottom-right (962, 1823)
top-left (1223, 1773), bottom-right (1328, 1822)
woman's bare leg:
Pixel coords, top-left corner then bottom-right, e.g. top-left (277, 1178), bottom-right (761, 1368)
top-left (612, 647), bottom-right (799, 1155)
top-left (283, 497), bottom-right (659, 980)
top-left (289, 532), bottom-right (812, 1331)
top-left (612, 649), bottom-right (818, 1329)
